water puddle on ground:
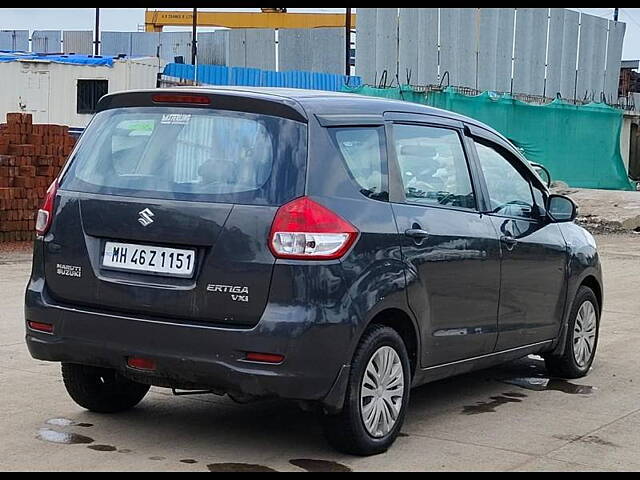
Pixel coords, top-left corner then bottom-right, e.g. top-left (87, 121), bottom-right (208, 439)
top-left (462, 393), bottom-right (525, 415)
top-left (88, 444), bottom-right (117, 452)
top-left (149, 456), bottom-right (166, 461)
top-left (207, 463), bottom-right (278, 472)
top-left (45, 418), bottom-right (93, 428)
top-left (36, 428), bottom-right (94, 445)
top-left (290, 459), bottom-right (352, 472)
top-left (502, 377), bottom-right (595, 394)
top-left (180, 459), bottom-right (198, 464)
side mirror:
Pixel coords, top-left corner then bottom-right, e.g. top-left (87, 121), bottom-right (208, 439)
top-left (547, 194), bottom-right (577, 223)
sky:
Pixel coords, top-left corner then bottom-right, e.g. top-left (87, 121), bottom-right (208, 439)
top-left (2, 7), bottom-right (640, 60)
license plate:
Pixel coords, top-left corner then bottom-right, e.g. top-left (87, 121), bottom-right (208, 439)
top-left (102, 241), bottom-right (195, 278)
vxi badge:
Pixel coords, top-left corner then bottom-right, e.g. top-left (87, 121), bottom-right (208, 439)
top-left (207, 284), bottom-right (249, 303)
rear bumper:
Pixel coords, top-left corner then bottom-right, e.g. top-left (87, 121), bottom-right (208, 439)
top-left (25, 285), bottom-right (352, 410)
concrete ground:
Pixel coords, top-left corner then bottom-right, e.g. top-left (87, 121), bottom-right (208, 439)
top-left (1, 234), bottom-right (639, 472)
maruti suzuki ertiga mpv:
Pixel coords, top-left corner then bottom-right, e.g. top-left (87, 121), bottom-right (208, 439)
top-left (25, 87), bottom-right (603, 455)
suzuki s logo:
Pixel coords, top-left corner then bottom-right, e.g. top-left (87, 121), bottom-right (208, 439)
top-left (138, 208), bottom-right (155, 227)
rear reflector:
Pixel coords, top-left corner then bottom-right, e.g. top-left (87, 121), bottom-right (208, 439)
top-left (27, 321), bottom-right (54, 334)
top-left (127, 357), bottom-right (157, 371)
top-left (151, 94), bottom-right (211, 105)
top-left (245, 352), bottom-right (285, 364)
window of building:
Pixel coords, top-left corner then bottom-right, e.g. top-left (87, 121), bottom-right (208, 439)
top-left (77, 79), bottom-right (108, 114)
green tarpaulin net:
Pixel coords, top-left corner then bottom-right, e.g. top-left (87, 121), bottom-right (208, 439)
top-left (342, 85), bottom-right (634, 191)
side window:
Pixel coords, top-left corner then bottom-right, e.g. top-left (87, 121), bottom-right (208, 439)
top-left (474, 141), bottom-right (535, 219)
top-left (531, 184), bottom-right (547, 216)
top-left (393, 124), bottom-right (476, 210)
top-left (330, 127), bottom-right (387, 200)
top-left (111, 119), bottom-right (155, 175)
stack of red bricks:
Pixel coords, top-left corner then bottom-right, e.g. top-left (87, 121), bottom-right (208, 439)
top-left (0, 113), bottom-right (76, 242)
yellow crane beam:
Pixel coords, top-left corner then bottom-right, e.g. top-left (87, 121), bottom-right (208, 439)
top-left (144, 10), bottom-right (356, 32)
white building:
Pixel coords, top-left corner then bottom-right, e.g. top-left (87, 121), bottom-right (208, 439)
top-left (0, 54), bottom-right (161, 128)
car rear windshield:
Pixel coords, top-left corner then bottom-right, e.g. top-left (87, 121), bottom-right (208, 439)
top-left (60, 107), bottom-right (307, 205)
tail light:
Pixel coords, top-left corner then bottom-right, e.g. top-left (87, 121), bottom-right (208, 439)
top-left (269, 197), bottom-right (358, 260)
top-left (35, 179), bottom-right (58, 236)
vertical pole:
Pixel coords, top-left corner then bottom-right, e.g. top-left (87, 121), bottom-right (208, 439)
top-left (94, 8), bottom-right (100, 56)
top-left (192, 8), bottom-right (198, 84)
top-left (345, 7), bottom-right (352, 76)
top-left (614, 8), bottom-right (619, 21)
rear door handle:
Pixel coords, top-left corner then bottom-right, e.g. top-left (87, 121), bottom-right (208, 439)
top-left (500, 235), bottom-right (518, 251)
top-left (405, 228), bottom-right (429, 239)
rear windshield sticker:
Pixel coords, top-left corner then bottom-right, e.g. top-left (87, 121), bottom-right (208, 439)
top-left (161, 114), bottom-right (191, 125)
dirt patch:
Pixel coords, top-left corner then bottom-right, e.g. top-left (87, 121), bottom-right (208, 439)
top-left (552, 186), bottom-right (640, 234)
top-left (554, 434), bottom-right (619, 447)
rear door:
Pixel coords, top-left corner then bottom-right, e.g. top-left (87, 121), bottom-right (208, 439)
top-left (387, 115), bottom-right (501, 367)
top-left (45, 96), bottom-right (307, 328)
top-left (467, 130), bottom-right (568, 350)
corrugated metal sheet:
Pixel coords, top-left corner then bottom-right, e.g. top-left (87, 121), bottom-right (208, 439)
top-left (512, 8), bottom-right (548, 96)
top-left (546, 8), bottom-right (579, 99)
top-left (230, 67), bottom-right (262, 86)
top-left (162, 63), bottom-right (361, 91)
top-left (604, 20), bottom-right (626, 103)
top-left (164, 63), bottom-right (229, 85)
top-left (0, 30), bottom-right (29, 51)
top-left (576, 13), bottom-right (608, 100)
top-left (63, 31), bottom-right (93, 54)
top-left (31, 30), bottom-right (62, 53)
top-left (477, 8), bottom-right (515, 93)
top-left (439, 8), bottom-right (478, 89)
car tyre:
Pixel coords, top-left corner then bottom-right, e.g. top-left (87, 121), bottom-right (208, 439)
top-left (544, 286), bottom-right (600, 379)
top-left (61, 363), bottom-right (150, 413)
top-left (322, 324), bottom-right (411, 456)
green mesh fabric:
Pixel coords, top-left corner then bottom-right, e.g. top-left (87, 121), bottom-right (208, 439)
top-left (342, 85), bottom-right (633, 190)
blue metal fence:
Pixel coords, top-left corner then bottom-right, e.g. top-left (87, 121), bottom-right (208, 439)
top-left (162, 63), bottom-right (362, 91)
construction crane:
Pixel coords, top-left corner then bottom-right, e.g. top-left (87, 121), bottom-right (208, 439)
top-left (144, 8), bottom-right (356, 32)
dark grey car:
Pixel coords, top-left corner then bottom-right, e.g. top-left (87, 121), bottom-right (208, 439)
top-left (25, 87), bottom-right (603, 455)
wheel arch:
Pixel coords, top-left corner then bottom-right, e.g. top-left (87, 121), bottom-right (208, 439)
top-left (580, 274), bottom-right (603, 314)
top-left (364, 307), bottom-right (420, 377)
top-left (549, 271), bottom-right (603, 357)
